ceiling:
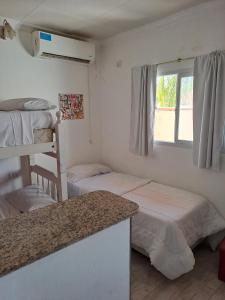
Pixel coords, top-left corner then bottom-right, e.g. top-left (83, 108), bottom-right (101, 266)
top-left (0, 0), bottom-right (210, 39)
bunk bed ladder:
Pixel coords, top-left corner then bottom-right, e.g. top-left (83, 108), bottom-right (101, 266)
top-left (20, 111), bottom-right (68, 202)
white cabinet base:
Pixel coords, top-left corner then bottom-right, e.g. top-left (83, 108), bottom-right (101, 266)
top-left (0, 219), bottom-right (131, 300)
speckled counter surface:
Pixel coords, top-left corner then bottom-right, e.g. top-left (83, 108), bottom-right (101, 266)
top-left (0, 191), bottom-right (138, 277)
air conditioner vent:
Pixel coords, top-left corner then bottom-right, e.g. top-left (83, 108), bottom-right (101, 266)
top-left (41, 52), bottom-right (90, 63)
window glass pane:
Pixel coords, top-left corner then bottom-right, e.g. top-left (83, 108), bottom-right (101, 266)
top-left (154, 74), bottom-right (177, 142)
top-left (178, 76), bottom-right (193, 141)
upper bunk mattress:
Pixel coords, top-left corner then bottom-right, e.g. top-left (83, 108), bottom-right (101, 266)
top-left (123, 181), bottom-right (225, 279)
top-left (0, 111), bottom-right (55, 147)
top-left (68, 172), bottom-right (150, 197)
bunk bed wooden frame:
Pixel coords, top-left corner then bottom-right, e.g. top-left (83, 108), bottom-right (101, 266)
top-left (0, 111), bottom-right (68, 202)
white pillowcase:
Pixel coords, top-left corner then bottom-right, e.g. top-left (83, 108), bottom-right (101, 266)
top-left (0, 98), bottom-right (56, 111)
top-left (0, 197), bottom-right (20, 220)
top-left (6, 185), bottom-right (56, 212)
top-left (67, 163), bottom-right (112, 183)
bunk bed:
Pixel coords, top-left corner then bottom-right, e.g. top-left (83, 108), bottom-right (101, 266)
top-left (0, 110), bottom-right (68, 217)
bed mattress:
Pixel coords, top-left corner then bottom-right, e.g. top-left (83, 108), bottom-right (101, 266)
top-left (0, 111), bottom-right (55, 147)
top-left (67, 172), bottom-right (150, 197)
top-left (123, 182), bottom-right (225, 279)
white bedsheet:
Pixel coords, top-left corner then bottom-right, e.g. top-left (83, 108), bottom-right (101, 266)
top-left (68, 172), bottom-right (150, 197)
top-left (6, 185), bottom-right (56, 212)
top-left (0, 197), bottom-right (20, 220)
top-left (123, 182), bottom-right (225, 279)
top-left (0, 111), bottom-right (54, 147)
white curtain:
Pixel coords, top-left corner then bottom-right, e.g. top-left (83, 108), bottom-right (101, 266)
top-left (129, 65), bottom-right (157, 156)
top-left (193, 50), bottom-right (225, 170)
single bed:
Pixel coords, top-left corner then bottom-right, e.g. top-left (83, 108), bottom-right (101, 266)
top-left (68, 171), bottom-right (150, 197)
top-left (123, 182), bottom-right (225, 279)
top-left (0, 111), bottom-right (55, 147)
top-left (67, 164), bottom-right (225, 279)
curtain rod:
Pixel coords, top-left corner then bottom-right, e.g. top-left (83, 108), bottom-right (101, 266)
top-left (156, 50), bottom-right (224, 66)
top-left (157, 56), bottom-right (195, 66)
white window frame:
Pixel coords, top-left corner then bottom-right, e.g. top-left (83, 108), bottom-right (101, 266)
top-left (154, 68), bottom-right (193, 148)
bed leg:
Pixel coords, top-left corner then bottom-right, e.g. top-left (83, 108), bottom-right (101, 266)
top-left (55, 111), bottom-right (68, 201)
top-left (20, 155), bottom-right (31, 186)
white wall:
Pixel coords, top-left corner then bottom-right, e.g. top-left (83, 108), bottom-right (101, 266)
top-left (0, 19), bottom-right (101, 194)
top-left (96, 0), bottom-right (225, 216)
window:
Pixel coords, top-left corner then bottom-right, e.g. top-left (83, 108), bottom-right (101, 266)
top-left (154, 69), bottom-right (193, 145)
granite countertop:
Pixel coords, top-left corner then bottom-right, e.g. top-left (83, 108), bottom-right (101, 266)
top-left (0, 191), bottom-right (138, 277)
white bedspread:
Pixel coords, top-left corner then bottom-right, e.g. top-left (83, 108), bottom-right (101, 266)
top-left (123, 182), bottom-right (225, 279)
top-left (67, 170), bottom-right (225, 279)
top-left (68, 172), bottom-right (150, 197)
top-left (0, 111), bottom-right (54, 147)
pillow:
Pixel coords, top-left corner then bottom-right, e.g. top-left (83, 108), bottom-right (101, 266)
top-left (67, 163), bottom-right (112, 183)
top-left (0, 197), bottom-right (20, 220)
top-left (5, 185), bottom-right (56, 212)
top-left (0, 98), bottom-right (57, 111)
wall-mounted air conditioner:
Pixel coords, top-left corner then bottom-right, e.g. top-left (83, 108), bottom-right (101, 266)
top-left (32, 31), bottom-right (95, 63)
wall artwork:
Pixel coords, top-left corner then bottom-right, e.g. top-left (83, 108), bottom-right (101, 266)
top-left (59, 93), bottom-right (84, 120)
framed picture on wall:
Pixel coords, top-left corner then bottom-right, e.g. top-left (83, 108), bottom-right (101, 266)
top-left (59, 93), bottom-right (84, 120)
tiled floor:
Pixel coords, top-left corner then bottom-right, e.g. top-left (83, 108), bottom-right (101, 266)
top-left (131, 245), bottom-right (225, 300)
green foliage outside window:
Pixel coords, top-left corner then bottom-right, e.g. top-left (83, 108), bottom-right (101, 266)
top-left (156, 75), bottom-right (177, 108)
